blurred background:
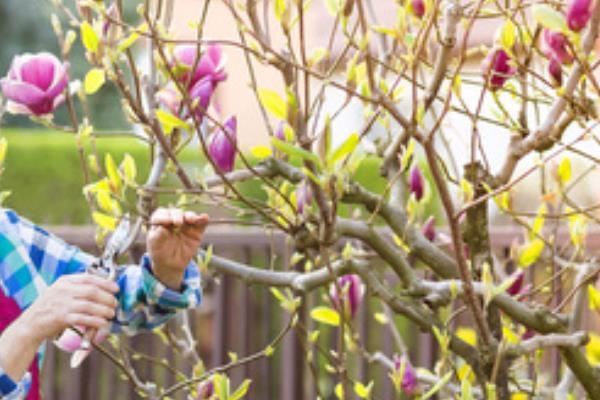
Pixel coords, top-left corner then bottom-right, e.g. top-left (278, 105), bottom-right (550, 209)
top-left (2, 1), bottom-right (600, 399)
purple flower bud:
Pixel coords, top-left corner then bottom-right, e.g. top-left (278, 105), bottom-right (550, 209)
top-left (481, 48), bottom-right (516, 90)
top-left (392, 354), bottom-right (418, 395)
top-left (275, 121), bottom-right (286, 141)
top-left (422, 216), bottom-right (436, 242)
top-left (542, 30), bottom-right (573, 65)
top-left (409, 166), bottom-right (425, 201)
top-left (296, 181), bottom-right (313, 214)
top-left (172, 44), bottom-right (227, 88)
top-left (548, 57), bottom-right (563, 87)
top-left (506, 270), bottom-right (524, 296)
top-left (196, 379), bottom-right (214, 400)
top-left (567, 0), bottom-right (594, 32)
top-left (189, 77), bottom-right (215, 123)
top-left (411, 0), bottom-right (426, 18)
top-left (329, 274), bottom-right (365, 320)
top-left (1, 52), bottom-right (69, 116)
top-left (522, 328), bottom-right (536, 340)
top-left (209, 116), bottom-right (237, 173)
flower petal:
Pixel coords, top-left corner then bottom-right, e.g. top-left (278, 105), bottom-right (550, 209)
top-left (0, 79), bottom-right (46, 106)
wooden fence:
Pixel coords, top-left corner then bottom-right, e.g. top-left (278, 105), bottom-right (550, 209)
top-left (36, 225), bottom-right (600, 400)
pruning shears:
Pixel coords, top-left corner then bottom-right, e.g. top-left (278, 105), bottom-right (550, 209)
top-left (71, 215), bottom-right (141, 368)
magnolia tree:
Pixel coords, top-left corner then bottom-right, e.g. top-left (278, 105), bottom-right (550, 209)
top-left (3, 0), bottom-right (600, 398)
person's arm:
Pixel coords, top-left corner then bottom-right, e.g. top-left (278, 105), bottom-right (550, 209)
top-left (0, 274), bottom-right (118, 397)
top-left (2, 208), bottom-right (207, 334)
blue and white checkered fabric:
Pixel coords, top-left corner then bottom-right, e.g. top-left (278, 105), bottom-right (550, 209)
top-left (0, 209), bottom-right (201, 399)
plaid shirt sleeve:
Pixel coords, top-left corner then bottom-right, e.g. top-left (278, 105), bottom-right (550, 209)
top-left (0, 209), bottom-right (202, 335)
top-left (0, 368), bottom-right (30, 400)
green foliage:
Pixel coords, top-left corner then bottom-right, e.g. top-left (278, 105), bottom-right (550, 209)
top-left (0, 129), bottom-right (200, 224)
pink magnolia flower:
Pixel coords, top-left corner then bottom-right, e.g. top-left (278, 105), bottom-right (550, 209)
top-left (54, 327), bottom-right (108, 366)
top-left (196, 378), bottom-right (215, 400)
top-left (1, 52), bottom-right (69, 116)
top-left (542, 30), bottom-right (574, 65)
top-left (411, 0), bottom-right (426, 18)
top-left (296, 181), bottom-right (313, 214)
top-left (409, 166), bottom-right (425, 201)
top-left (422, 216), bottom-right (436, 242)
top-left (189, 77), bottom-right (216, 123)
top-left (171, 44), bottom-right (227, 88)
top-left (157, 78), bottom-right (215, 124)
top-left (330, 274), bottom-right (365, 320)
top-left (392, 354), bottom-right (418, 395)
top-left (506, 270), bottom-right (525, 296)
top-left (567, 0), bottom-right (594, 32)
top-left (548, 58), bottom-right (563, 87)
top-left (481, 48), bottom-right (516, 90)
top-left (209, 116), bottom-right (237, 173)
top-left (156, 85), bottom-right (181, 115)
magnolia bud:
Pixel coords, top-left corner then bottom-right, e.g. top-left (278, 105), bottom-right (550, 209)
top-left (409, 166), bottom-right (425, 201)
top-left (567, 0), bottom-right (594, 32)
top-left (481, 48), bottom-right (516, 90)
top-left (329, 274), bottom-right (365, 320)
top-left (422, 216), bottom-right (436, 242)
top-left (208, 116), bottom-right (237, 173)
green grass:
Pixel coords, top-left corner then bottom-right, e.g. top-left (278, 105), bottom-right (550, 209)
top-left (0, 129), bottom-right (204, 224)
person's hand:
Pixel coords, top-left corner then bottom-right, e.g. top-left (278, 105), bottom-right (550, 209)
top-left (147, 208), bottom-right (209, 290)
top-left (18, 274), bottom-right (119, 344)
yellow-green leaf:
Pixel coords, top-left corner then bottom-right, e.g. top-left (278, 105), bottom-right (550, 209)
top-left (258, 89), bottom-right (287, 119)
top-left (270, 287), bottom-right (286, 303)
top-left (330, 132), bottom-right (359, 166)
top-left (251, 145), bottom-right (273, 159)
top-left (532, 4), bottom-right (568, 33)
top-left (461, 179), bottom-right (474, 203)
top-left (456, 327), bottom-right (477, 346)
top-left (156, 110), bottom-right (189, 135)
top-left (92, 211), bottom-right (117, 230)
top-left (274, 0), bottom-right (287, 21)
top-left (452, 74), bottom-right (462, 97)
top-left (0, 137), bottom-right (8, 166)
top-left (84, 68), bottom-right (106, 95)
top-left (530, 203), bottom-right (547, 239)
top-left (482, 262), bottom-right (494, 306)
top-left (271, 137), bottom-right (321, 167)
top-left (335, 383), bottom-right (344, 399)
top-left (421, 371), bottom-right (452, 400)
top-left (558, 157), bottom-right (572, 185)
top-left (105, 153), bottom-right (123, 193)
top-left (518, 239), bottom-right (545, 267)
top-left (308, 47), bottom-right (328, 67)
top-left (324, 0), bottom-right (342, 15)
top-left (589, 285), bottom-right (600, 311)
top-left (310, 306), bottom-right (340, 326)
top-left (400, 139), bottom-right (416, 172)
top-left (80, 21), bottom-right (99, 53)
top-left (118, 32), bottom-right (139, 53)
top-left (121, 153), bottom-right (137, 184)
top-left (96, 190), bottom-right (119, 214)
top-left (496, 20), bottom-right (516, 51)
top-left (354, 381), bottom-right (373, 399)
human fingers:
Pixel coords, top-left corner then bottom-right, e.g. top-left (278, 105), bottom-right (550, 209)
top-left (169, 208), bottom-right (185, 227)
top-left (69, 300), bottom-right (116, 320)
top-left (183, 211), bottom-right (209, 226)
top-left (68, 274), bottom-right (119, 294)
top-left (150, 207), bottom-right (172, 225)
top-left (70, 281), bottom-right (119, 309)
